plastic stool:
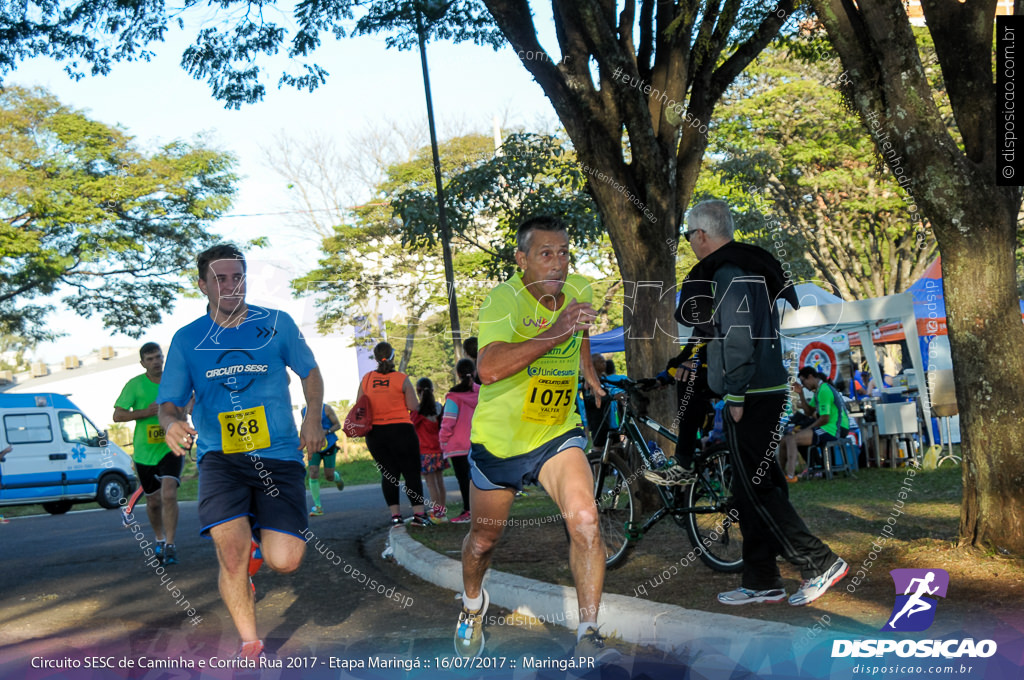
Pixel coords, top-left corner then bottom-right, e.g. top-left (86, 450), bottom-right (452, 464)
top-left (822, 440), bottom-right (856, 480)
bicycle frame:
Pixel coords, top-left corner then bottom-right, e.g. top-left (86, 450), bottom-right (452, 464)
top-left (596, 380), bottom-right (727, 534)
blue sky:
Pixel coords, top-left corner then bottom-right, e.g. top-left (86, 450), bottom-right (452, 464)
top-left (14, 6), bottom-right (561, 362)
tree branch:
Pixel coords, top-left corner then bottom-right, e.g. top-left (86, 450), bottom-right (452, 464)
top-left (918, 0), bottom-right (996, 165)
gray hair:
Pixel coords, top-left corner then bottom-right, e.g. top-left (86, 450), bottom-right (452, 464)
top-left (516, 215), bottom-right (567, 254)
top-left (686, 200), bottom-right (734, 241)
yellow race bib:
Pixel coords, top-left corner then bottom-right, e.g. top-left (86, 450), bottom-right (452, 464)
top-left (218, 406), bottom-right (271, 454)
top-left (146, 424), bottom-right (166, 445)
top-left (521, 374), bottom-right (575, 425)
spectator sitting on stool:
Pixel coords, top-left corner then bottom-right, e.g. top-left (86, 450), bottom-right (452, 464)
top-left (780, 367), bottom-right (850, 482)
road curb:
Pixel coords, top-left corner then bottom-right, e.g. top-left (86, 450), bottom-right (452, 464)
top-left (389, 526), bottom-right (811, 662)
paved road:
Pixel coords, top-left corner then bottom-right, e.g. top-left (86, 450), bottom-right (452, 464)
top-left (0, 482), bottom-right (684, 679)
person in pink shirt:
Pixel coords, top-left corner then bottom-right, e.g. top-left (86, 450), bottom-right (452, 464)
top-left (439, 359), bottom-right (478, 524)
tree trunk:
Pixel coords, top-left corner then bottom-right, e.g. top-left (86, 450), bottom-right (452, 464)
top-left (809, 0), bottom-right (1024, 553)
top-left (480, 0), bottom-right (791, 436)
top-left (943, 221), bottom-right (1024, 552)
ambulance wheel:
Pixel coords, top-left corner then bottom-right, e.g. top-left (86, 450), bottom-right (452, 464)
top-left (97, 473), bottom-right (130, 509)
top-left (43, 500), bottom-right (73, 515)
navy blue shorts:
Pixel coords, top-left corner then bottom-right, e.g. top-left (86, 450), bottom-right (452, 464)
top-left (469, 428), bottom-right (587, 492)
top-left (198, 451), bottom-right (307, 540)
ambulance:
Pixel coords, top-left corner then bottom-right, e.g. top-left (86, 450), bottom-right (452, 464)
top-left (0, 393), bottom-right (137, 514)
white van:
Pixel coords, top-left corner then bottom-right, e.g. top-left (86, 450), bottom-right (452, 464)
top-left (0, 393), bottom-right (137, 515)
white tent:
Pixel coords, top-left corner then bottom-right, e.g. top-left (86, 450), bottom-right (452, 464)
top-left (783, 282), bottom-right (843, 309)
top-left (780, 291), bottom-right (935, 446)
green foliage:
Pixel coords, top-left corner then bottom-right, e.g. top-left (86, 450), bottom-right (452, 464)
top-left (397, 312), bottom-right (459, 393)
top-left (293, 128), bottom-right (622, 380)
top-left (394, 132), bottom-right (606, 280)
top-left (695, 42), bottom-right (937, 299)
top-left (0, 86), bottom-right (237, 343)
top-left (291, 132), bottom-right (498, 341)
top-left (0, 334), bottom-right (31, 372)
top-left (353, 1), bottom-right (504, 50)
top-left (0, 1), bottom-right (501, 108)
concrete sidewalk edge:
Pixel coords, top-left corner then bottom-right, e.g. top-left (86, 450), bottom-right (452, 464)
top-left (389, 526), bottom-right (813, 664)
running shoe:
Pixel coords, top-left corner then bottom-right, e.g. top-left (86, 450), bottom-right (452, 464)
top-left (155, 541), bottom-right (165, 564)
top-left (429, 511), bottom-right (448, 524)
top-left (643, 464), bottom-right (698, 487)
top-left (574, 626), bottom-right (622, 663)
top-left (248, 538), bottom-right (263, 578)
top-left (454, 589), bottom-right (489, 657)
top-left (235, 639), bottom-right (265, 662)
top-left (163, 544), bottom-right (178, 565)
top-left (390, 514), bottom-right (404, 527)
top-left (785, 474), bottom-right (799, 484)
top-left (451, 511), bottom-right (471, 524)
top-left (309, 505), bottom-right (323, 516)
top-left (789, 557), bottom-right (849, 606)
top-left (334, 475), bottom-right (345, 492)
top-left (717, 587), bottom-right (788, 605)
top-left (120, 506), bottom-right (133, 528)
top-left (408, 513), bottom-right (432, 527)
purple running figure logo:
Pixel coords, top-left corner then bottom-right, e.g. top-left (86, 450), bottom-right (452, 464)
top-left (882, 568), bottom-right (949, 632)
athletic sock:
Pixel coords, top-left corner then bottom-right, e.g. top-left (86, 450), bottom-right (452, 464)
top-left (310, 477), bottom-right (321, 506)
top-left (125, 485), bottom-right (145, 514)
top-left (462, 592), bottom-right (484, 612)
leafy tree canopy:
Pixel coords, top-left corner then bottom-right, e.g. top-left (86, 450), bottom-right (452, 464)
top-left (394, 132), bottom-right (605, 280)
top-left (0, 86), bottom-right (237, 343)
top-left (0, 0), bottom-right (503, 108)
top-left (695, 38), bottom-right (938, 300)
top-left (292, 129), bottom-right (621, 377)
top-left (292, 132), bottom-right (499, 338)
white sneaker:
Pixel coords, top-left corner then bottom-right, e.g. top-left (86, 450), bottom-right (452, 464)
top-left (717, 587), bottom-right (787, 605)
top-left (789, 557), bottom-right (849, 606)
top-left (643, 464), bottom-right (697, 487)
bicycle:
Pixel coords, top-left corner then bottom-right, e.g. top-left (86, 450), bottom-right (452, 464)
top-left (587, 376), bottom-right (743, 573)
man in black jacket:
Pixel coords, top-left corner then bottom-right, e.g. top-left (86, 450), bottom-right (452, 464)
top-left (677, 199), bottom-right (847, 607)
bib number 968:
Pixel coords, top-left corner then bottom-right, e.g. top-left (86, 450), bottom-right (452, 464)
top-left (225, 419), bottom-right (261, 438)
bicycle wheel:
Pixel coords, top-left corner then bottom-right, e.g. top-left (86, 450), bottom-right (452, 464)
top-left (684, 444), bottom-right (744, 573)
top-left (588, 451), bottom-right (636, 569)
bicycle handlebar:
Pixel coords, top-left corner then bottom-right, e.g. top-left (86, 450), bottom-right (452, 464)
top-left (598, 375), bottom-right (662, 412)
top-left (599, 376), bottom-right (660, 394)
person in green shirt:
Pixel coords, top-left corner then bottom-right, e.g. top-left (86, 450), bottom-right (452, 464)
top-left (780, 366), bottom-right (850, 481)
top-left (454, 216), bottom-right (613, 661)
top-left (114, 342), bottom-right (184, 565)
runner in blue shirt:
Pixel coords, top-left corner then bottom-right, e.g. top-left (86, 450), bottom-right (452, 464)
top-left (158, 243), bottom-right (325, 662)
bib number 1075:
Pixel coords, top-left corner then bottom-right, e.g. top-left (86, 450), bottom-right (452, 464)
top-left (521, 374), bottom-right (574, 425)
top-left (529, 387), bottom-right (573, 408)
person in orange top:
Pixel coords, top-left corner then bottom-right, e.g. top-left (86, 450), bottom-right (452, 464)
top-left (357, 342), bottom-right (430, 526)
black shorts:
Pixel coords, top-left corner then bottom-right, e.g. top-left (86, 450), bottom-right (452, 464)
top-left (197, 451), bottom-right (307, 540)
top-left (308, 444), bottom-right (339, 469)
top-left (469, 428), bottom-right (587, 492)
top-left (810, 429), bottom-right (839, 446)
top-left (136, 452), bottom-right (185, 495)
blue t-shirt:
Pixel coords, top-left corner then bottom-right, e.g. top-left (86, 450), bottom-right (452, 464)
top-left (158, 306), bottom-right (318, 463)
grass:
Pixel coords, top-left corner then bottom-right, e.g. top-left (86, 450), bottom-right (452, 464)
top-left (403, 458), bottom-right (1024, 634)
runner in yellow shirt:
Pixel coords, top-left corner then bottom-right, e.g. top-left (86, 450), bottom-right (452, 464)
top-left (454, 216), bottom-right (613, 661)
